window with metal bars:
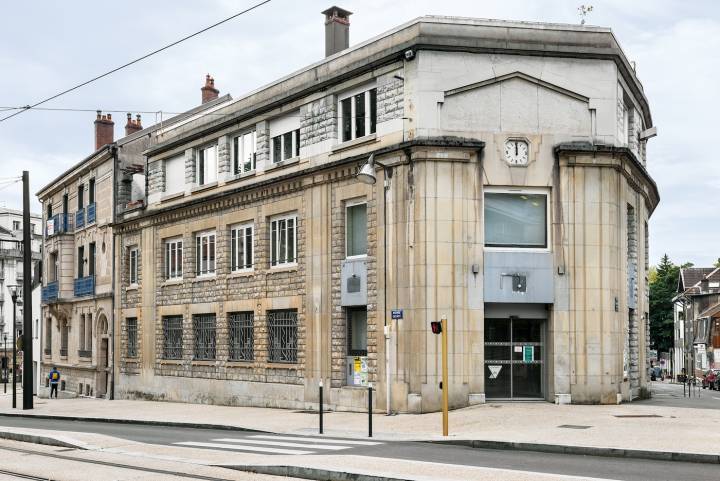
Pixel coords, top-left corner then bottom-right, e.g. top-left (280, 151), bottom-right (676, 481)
top-left (162, 315), bottom-right (183, 359)
top-left (228, 312), bottom-right (254, 361)
top-left (230, 223), bottom-right (253, 271)
top-left (193, 314), bottom-right (216, 360)
top-left (164, 238), bottom-right (183, 280)
top-left (60, 320), bottom-right (68, 357)
top-left (270, 214), bottom-right (297, 267)
top-left (126, 317), bottom-right (138, 358)
top-left (129, 247), bottom-right (139, 285)
top-left (267, 310), bottom-right (298, 363)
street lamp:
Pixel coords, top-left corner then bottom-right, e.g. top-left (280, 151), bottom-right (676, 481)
top-left (355, 153), bottom-right (394, 415)
top-left (8, 284), bottom-right (19, 409)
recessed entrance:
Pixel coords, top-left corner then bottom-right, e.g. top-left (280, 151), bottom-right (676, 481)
top-left (484, 316), bottom-right (545, 399)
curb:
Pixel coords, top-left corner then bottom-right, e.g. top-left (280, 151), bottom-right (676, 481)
top-left (0, 430), bottom-right (85, 450)
top-left (224, 465), bottom-right (412, 481)
top-left (0, 412), bottom-right (265, 433)
top-left (428, 439), bottom-right (720, 465)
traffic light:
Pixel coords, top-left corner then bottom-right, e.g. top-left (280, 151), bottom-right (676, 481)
top-left (430, 321), bottom-right (442, 334)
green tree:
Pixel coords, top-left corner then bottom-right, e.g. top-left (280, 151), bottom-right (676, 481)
top-left (649, 254), bottom-right (680, 353)
top-left (714, 257), bottom-right (720, 268)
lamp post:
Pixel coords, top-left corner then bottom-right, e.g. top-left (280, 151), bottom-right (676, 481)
top-left (356, 154), bottom-right (394, 415)
top-left (8, 285), bottom-right (19, 409)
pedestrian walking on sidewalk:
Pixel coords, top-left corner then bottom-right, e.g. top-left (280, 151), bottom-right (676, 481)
top-left (48, 366), bottom-right (60, 399)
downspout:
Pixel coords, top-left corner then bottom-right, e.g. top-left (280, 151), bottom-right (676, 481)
top-left (110, 144), bottom-right (118, 400)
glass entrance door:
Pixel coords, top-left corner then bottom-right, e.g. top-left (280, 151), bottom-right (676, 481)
top-left (484, 317), bottom-right (544, 399)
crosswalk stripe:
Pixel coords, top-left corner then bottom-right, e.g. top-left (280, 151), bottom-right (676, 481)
top-left (174, 441), bottom-right (313, 455)
top-left (212, 438), bottom-right (349, 450)
top-left (248, 434), bottom-right (381, 446)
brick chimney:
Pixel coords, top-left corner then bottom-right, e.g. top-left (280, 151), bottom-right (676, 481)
top-left (322, 6), bottom-right (351, 57)
top-left (94, 111), bottom-right (114, 150)
top-left (201, 74), bottom-right (219, 103)
top-left (125, 113), bottom-right (143, 136)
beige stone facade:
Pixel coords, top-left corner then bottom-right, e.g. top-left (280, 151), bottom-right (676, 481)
top-left (107, 17), bottom-right (659, 412)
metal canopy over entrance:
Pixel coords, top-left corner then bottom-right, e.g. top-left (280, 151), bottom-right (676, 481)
top-left (484, 316), bottom-right (545, 399)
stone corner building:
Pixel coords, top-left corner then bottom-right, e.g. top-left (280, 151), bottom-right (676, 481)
top-left (109, 14), bottom-right (659, 411)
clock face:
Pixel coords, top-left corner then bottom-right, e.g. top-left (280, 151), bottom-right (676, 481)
top-left (504, 140), bottom-right (529, 165)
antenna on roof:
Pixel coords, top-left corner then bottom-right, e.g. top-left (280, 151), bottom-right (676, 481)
top-left (578, 4), bottom-right (593, 25)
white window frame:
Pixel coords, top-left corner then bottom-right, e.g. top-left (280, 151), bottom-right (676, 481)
top-left (271, 129), bottom-right (300, 164)
top-left (338, 84), bottom-right (377, 143)
top-left (345, 200), bottom-right (368, 259)
top-left (483, 187), bottom-right (551, 252)
top-left (196, 144), bottom-right (218, 186)
top-left (233, 130), bottom-right (257, 175)
top-left (230, 222), bottom-right (254, 272)
top-left (129, 247), bottom-right (139, 286)
top-left (270, 214), bottom-right (298, 268)
top-left (164, 237), bottom-right (183, 280)
top-left (195, 230), bottom-right (216, 277)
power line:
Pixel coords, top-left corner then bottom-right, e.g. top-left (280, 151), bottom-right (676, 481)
top-left (0, 0), bottom-right (273, 124)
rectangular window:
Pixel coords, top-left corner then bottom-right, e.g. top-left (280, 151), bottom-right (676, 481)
top-left (195, 231), bottom-right (216, 276)
top-left (129, 247), bottom-right (138, 285)
top-left (45, 319), bottom-right (52, 351)
top-left (197, 144), bottom-right (218, 185)
top-left (233, 131), bottom-right (257, 174)
top-left (346, 202), bottom-right (367, 257)
top-left (88, 242), bottom-right (96, 277)
top-left (77, 245), bottom-right (85, 278)
top-left (164, 238), bottom-right (183, 280)
top-left (193, 314), bottom-right (216, 360)
top-left (484, 191), bottom-right (548, 248)
top-left (347, 308), bottom-right (368, 356)
top-left (270, 214), bottom-right (297, 267)
top-left (230, 223), bottom-right (253, 271)
top-left (271, 131), bottom-right (300, 163)
top-left (268, 310), bottom-right (298, 363)
top-left (339, 87), bottom-right (377, 142)
top-left (88, 178), bottom-right (95, 204)
top-left (164, 155), bottom-right (185, 195)
top-left (49, 252), bottom-right (58, 282)
top-left (162, 315), bottom-right (183, 359)
top-left (12, 220), bottom-right (20, 230)
top-left (228, 312), bottom-right (254, 361)
top-left (77, 185), bottom-right (84, 209)
top-left (126, 318), bottom-right (138, 358)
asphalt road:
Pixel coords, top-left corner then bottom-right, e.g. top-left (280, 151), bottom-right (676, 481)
top-left (0, 416), bottom-right (717, 481)
top-left (637, 380), bottom-right (720, 409)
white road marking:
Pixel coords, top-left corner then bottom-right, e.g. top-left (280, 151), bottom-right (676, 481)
top-left (174, 441), bottom-right (313, 455)
top-left (248, 434), bottom-right (381, 446)
top-left (212, 438), bottom-right (349, 450)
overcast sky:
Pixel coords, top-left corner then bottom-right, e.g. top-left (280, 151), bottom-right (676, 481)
top-left (0, 0), bottom-right (718, 267)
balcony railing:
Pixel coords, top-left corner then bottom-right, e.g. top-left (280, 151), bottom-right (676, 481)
top-left (60, 348), bottom-right (68, 357)
top-left (86, 202), bottom-right (96, 225)
top-left (75, 208), bottom-right (85, 229)
top-left (45, 213), bottom-right (72, 237)
top-left (41, 281), bottom-right (59, 303)
top-left (73, 275), bottom-right (95, 297)
top-left (43, 348), bottom-right (51, 356)
top-left (78, 349), bottom-right (92, 358)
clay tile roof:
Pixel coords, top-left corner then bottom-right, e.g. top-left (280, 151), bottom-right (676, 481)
top-left (679, 267), bottom-right (717, 292)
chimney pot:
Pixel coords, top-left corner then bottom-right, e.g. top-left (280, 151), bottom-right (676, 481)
top-left (322, 6), bottom-right (352, 57)
top-left (94, 111), bottom-right (114, 150)
top-left (201, 74), bottom-right (220, 104)
top-left (124, 112), bottom-right (143, 136)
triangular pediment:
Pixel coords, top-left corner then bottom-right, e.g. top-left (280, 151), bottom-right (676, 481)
top-left (444, 71), bottom-right (589, 103)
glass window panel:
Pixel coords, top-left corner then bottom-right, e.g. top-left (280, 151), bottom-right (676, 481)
top-left (354, 92), bottom-right (366, 138)
top-left (287, 218), bottom-right (295, 263)
top-left (484, 193), bottom-right (547, 248)
top-left (233, 136), bottom-right (240, 174)
top-left (349, 310), bottom-right (367, 354)
top-left (484, 318), bottom-right (510, 342)
top-left (369, 88), bottom-right (377, 134)
top-left (346, 203), bottom-right (367, 257)
top-left (341, 97), bottom-right (352, 142)
top-left (283, 131), bottom-right (293, 160)
top-left (272, 136), bottom-right (282, 163)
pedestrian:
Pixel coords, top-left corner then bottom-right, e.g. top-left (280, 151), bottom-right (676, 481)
top-left (48, 366), bottom-right (60, 399)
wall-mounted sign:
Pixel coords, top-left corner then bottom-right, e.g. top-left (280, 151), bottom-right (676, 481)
top-left (391, 309), bottom-right (403, 320)
top-left (523, 345), bottom-right (534, 363)
top-left (488, 365), bottom-right (502, 379)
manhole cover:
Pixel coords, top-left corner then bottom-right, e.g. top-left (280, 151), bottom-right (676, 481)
top-left (558, 424), bottom-right (592, 429)
top-left (613, 414), bottom-right (662, 418)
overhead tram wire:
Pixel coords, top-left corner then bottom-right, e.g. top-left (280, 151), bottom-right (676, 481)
top-left (0, 0), bottom-right (273, 123)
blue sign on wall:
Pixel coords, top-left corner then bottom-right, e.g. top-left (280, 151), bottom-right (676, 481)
top-left (391, 309), bottom-right (403, 320)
